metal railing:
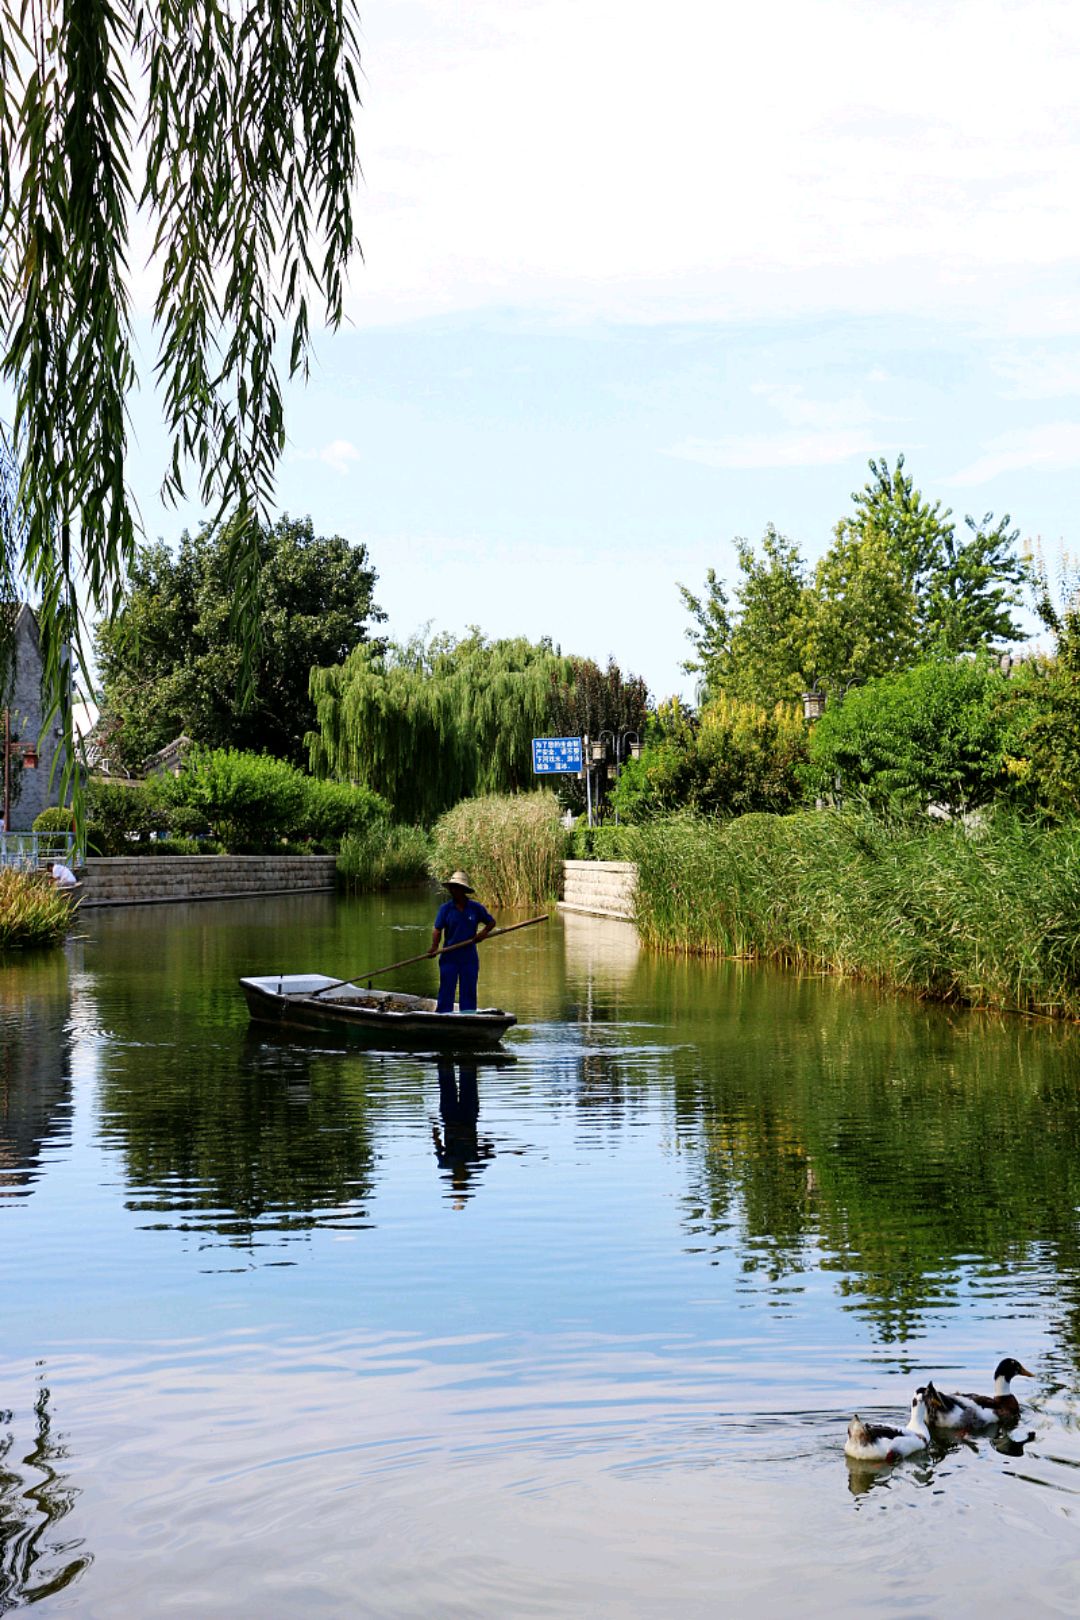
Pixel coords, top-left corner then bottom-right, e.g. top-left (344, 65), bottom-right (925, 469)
top-left (0, 830), bottom-right (77, 870)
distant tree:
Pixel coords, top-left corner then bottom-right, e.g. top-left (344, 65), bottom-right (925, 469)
top-left (848, 456), bottom-right (1027, 654)
top-left (680, 456), bottom-right (1028, 710)
top-left (96, 517), bottom-right (383, 768)
top-left (681, 526), bottom-right (810, 706)
top-left (612, 695), bottom-right (808, 821)
top-left (806, 658), bottom-right (1020, 814)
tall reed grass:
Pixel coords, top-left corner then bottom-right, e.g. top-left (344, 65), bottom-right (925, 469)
top-left (429, 793), bottom-right (568, 907)
top-left (337, 824), bottom-right (432, 893)
top-left (634, 808), bottom-right (1080, 1019)
top-left (0, 868), bottom-right (74, 951)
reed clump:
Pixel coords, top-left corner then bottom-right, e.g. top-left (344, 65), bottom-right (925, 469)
top-left (0, 868), bottom-right (74, 951)
top-left (634, 808), bottom-right (1080, 1020)
top-left (337, 824), bottom-right (432, 893)
top-left (429, 792), bottom-right (568, 907)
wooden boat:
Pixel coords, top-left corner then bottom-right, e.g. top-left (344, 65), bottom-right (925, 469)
top-left (239, 974), bottom-right (516, 1048)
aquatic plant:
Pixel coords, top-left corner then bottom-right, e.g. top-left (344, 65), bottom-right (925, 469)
top-left (429, 793), bottom-right (569, 907)
top-left (337, 824), bottom-right (432, 893)
top-left (634, 807), bottom-right (1080, 1019)
top-left (0, 869), bottom-right (73, 951)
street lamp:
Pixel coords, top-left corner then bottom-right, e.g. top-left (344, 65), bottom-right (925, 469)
top-left (590, 729), bottom-right (641, 825)
top-left (2, 709), bottom-right (39, 834)
top-left (801, 688), bottom-right (827, 722)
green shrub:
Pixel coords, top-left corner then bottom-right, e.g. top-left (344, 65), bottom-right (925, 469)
top-left (85, 777), bottom-right (166, 854)
top-left (612, 696), bottom-right (807, 822)
top-left (0, 868), bottom-right (73, 951)
top-left (429, 793), bottom-right (568, 907)
top-left (301, 776), bottom-right (388, 842)
top-left (337, 823), bottom-right (431, 893)
top-left (569, 822), bottom-right (640, 861)
top-left (806, 658), bottom-right (1021, 813)
top-left (634, 807), bottom-right (1080, 1020)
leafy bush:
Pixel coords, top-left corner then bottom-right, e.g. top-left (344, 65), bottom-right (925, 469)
top-left (634, 807), bottom-right (1080, 1019)
top-left (337, 824), bottom-right (431, 893)
top-left (429, 793), bottom-right (568, 907)
top-left (85, 777), bottom-right (167, 854)
top-left (806, 658), bottom-right (1021, 813)
top-left (0, 868), bottom-right (73, 951)
top-left (151, 748), bottom-right (389, 850)
top-left (612, 696), bottom-right (807, 822)
top-left (569, 823), bottom-right (640, 861)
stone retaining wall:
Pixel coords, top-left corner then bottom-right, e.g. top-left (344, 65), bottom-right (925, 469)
top-left (560, 859), bottom-right (637, 921)
top-left (80, 854), bottom-right (338, 908)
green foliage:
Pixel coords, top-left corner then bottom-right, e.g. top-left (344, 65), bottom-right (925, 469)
top-left (96, 517), bottom-right (383, 768)
top-left (681, 457), bottom-right (1028, 708)
top-left (0, 868), bottom-right (72, 951)
top-left (31, 805), bottom-right (75, 834)
top-left (569, 823), bottom-right (641, 860)
top-left (634, 807), bottom-right (1080, 1019)
top-left (429, 793), bottom-right (569, 907)
top-left (85, 777), bottom-right (166, 855)
top-left (612, 695), bottom-right (808, 821)
top-left (309, 631), bottom-right (574, 824)
top-left (1, 0), bottom-right (363, 816)
top-left (806, 659), bottom-right (1021, 813)
top-left (337, 824), bottom-right (432, 893)
top-left (154, 747), bottom-right (388, 850)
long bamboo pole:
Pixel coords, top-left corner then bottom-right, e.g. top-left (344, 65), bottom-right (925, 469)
top-left (309, 913), bottom-right (550, 997)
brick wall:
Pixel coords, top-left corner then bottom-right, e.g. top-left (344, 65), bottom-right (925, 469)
top-left (80, 855), bottom-right (338, 907)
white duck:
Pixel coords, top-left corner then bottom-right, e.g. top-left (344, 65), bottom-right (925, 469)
top-left (924, 1357), bottom-right (1032, 1430)
top-left (845, 1388), bottom-right (931, 1463)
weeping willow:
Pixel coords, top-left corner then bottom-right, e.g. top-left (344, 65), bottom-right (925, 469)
top-left (308, 633), bottom-right (576, 824)
top-left (0, 0), bottom-right (363, 799)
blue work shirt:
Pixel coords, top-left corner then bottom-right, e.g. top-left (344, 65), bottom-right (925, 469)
top-left (434, 898), bottom-right (495, 964)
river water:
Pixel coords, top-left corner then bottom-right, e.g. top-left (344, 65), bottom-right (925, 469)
top-left (2, 889), bottom-right (1080, 1615)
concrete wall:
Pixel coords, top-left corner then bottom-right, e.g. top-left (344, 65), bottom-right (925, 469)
top-left (560, 859), bottom-right (637, 921)
top-left (81, 854), bottom-right (338, 908)
top-left (3, 606), bottom-right (67, 831)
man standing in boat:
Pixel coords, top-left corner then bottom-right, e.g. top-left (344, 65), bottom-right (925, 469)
top-left (429, 871), bottom-right (496, 1013)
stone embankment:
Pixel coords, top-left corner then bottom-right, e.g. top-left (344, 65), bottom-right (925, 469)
top-left (559, 859), bottom-right (636, 921)
top-left (80, 855), bottom-right (338, 908)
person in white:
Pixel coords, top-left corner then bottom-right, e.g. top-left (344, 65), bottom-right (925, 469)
top-left (51, 863), bottom-right (79, 889)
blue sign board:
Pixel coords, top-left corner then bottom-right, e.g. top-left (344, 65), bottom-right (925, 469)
top-left (532, 736), bottom-right (583, 774)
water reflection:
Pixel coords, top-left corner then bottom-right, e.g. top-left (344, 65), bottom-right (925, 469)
top-left (0, 957), bottom-right (72, 1201)
top-left (0, 1373), bottom-right (90, 1608)
top-left (432, 1059), bottom-right (494, 1205)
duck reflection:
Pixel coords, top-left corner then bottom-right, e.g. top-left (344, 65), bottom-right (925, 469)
top-left (432, 1059), bottom-right (494, 1207)
top-left (0, 1375), bottom-right (91, 1607)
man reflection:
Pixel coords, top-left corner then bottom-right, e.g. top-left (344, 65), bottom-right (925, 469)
top-left (432, 1060), bottom-right (494, 1207)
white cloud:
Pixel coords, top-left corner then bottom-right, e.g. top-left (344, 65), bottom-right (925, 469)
top-left (666, 430), bottom-right (885, 471)
top-left (291, 439), bottom-right (362, 475)
top-left (944, 422), bottom-right (1080, 486)
top-left (343, 0), bottom-right (1080, 330)
top-left (991, 351), bottom-right (1080, 399)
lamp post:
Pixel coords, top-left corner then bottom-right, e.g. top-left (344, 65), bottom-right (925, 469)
top-left (2, 709), bottom-right (39, 835)
top-left (591, 729), bottom-right (641, 825)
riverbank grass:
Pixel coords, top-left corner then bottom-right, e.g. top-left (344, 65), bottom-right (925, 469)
top-left (430, 792), bottom-right (568, 907)
top-left (0, 868), bottom-right (74, 951)
top-left (635, 809), bottom-right (1080, 1020)
top-left (337, 824), bottom-right (432, 893)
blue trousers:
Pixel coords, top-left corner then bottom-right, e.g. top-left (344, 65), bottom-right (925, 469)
top-left (437, 956), bottom-right (479, 1013)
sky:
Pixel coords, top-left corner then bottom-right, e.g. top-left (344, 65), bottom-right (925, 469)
top-left (125, 0), bottom-right (1080, 700)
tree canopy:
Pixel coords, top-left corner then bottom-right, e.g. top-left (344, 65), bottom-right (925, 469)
top-left (681, 456), bottom-right (1028, 707)
top-left (0, 0), bottom-right (363, 786)
top-left (308, 631), bottom-right (650, 824)
top-left (96, 516), bottom-right (383, 768)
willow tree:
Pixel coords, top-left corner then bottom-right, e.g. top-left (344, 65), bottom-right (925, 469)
top-left (308, 633), bottom-right (575, 823)
top-left (0, 0), bottom-right (362, 786)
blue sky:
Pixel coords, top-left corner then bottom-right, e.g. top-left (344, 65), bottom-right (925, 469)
top-left (123, 0), bottom-right (1080, 700)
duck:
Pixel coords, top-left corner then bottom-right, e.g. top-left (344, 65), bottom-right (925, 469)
top-left (924, 1357), bottom-right (1033, 1430)
top-left (845, 1388), bottom-right (931, 1463)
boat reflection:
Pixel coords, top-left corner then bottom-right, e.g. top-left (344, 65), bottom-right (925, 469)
top-left (0, 1374), bottom-right (91, 1607)
top-left (432, 1058), bottom-right (494, 1207)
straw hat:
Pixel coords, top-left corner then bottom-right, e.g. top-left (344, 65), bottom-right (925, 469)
top-left (444, 870), bottom-right (475, 893)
